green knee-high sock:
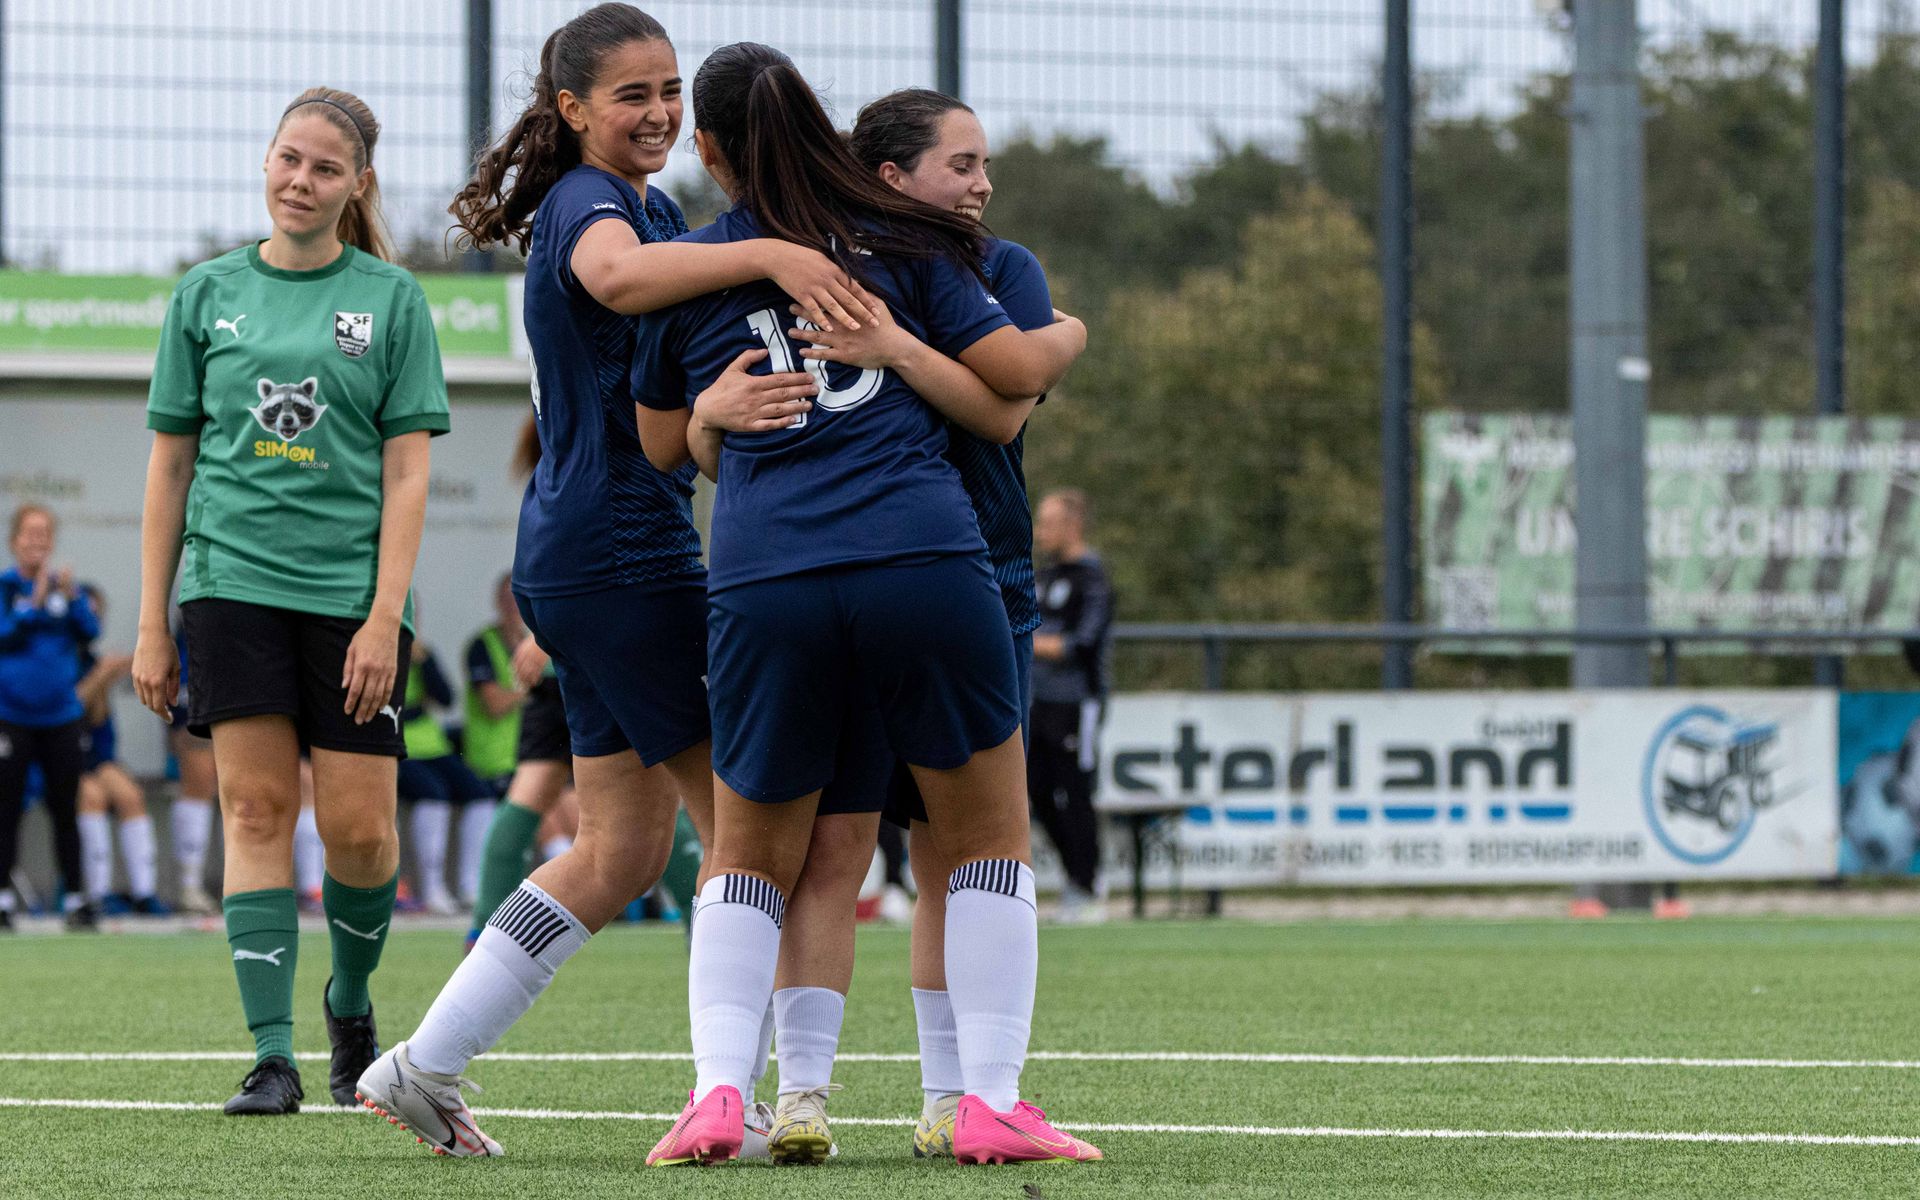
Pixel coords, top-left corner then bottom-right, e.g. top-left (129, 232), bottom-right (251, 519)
top-left (223, 889), bottom-right (299, 1064)
top-left (323, 871), bottom-right (397, 1018)
top-left (469, 801), bottom-right (542, 936)
top-left (662, 807), bottom-right (703, 930)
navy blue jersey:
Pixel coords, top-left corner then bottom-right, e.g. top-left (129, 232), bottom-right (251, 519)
top-left (513, 166), bottom-right (703, 598)
top-left (946, 239), bottom-right (1054, 636)
top-left (633, 208), bottom-right (1012, 592)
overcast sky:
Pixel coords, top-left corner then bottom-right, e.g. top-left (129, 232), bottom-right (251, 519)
top-left (0, 0), bottom-right (1887, 274)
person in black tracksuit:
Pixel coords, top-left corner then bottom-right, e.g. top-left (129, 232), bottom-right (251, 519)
top-left (1028, 489), bottom-right (1114, 917)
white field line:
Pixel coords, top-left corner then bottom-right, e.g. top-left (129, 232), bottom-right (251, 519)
top-left (10, 1050), bottom-right (1920, 1070)
top-left (2, 1096), bottom-right (1917, 1147)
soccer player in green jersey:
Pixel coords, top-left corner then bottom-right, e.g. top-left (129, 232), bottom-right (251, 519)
top-left (130, 87), bottom-right (450, 1117)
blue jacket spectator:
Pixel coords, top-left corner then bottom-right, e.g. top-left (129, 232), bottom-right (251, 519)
top-left (0, 565), bottom-right (100, 727)
top-left (0, 504), bottom-right (100, 930)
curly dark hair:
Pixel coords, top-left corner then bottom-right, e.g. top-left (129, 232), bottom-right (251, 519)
top-left (449, 4), bottom-right (669, 253)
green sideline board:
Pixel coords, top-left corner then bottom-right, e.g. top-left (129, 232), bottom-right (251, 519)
top-left (1423, 412), bottom-right (1920, 636)
top-left (0, 269), bottom-right (515, 357)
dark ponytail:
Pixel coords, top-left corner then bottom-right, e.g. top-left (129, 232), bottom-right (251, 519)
top-left (511, 414), bottom-right (541, 478)
top-left (450, 3), bottom-right (670, 254)
top-left (693, 43), bottom-right (985, 282)
top-left (851, 88), bottom-right (973, 175)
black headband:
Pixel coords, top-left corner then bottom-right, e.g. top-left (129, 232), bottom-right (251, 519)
top-left (282, 97), bottom-right (371, 161)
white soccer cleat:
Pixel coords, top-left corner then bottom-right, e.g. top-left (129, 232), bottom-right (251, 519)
top-left (878, 883), bottom-right (914, 925)
top-left (913, 1092), bottom-right (960, 1158)
top-left (355, 1041), bottom-right (503, 1158)
top-left (769, 1085), bottom-right (841, 1165)
top-left (176, 881), bottom-right (217, 915)
top-left (738, 1100), bottom-right (776, 1160)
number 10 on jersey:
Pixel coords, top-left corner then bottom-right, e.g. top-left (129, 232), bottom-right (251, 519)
top-left (745, 308), bottom-right (885, 428)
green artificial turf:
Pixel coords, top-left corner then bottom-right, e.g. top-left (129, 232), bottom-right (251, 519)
top-left (3, 917), bottom-right (1920, 1197)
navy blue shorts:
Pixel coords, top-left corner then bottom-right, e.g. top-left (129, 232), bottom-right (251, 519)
top-left (816, 690), bottom-right (897, 816)
top-left (708, 554), bottom-right (1022, 806)
top-left (515, 577), bottom-right (711, 765)
top-left (881, 632), bottom-right (1032, 827)
top-left (398, 754), bottom-right (496, 805)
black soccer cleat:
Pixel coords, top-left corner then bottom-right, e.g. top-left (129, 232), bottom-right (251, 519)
top-left (224, 1055), bottom-right (304, 1115)
top-left (0, 910), bottom-right (14, 933)
top-left (323, 977), bottom-right (380, 1106)
top-left (64, 902), bottom-right (100, 932)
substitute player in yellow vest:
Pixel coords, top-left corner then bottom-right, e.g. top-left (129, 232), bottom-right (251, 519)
top-left (131, 87), bottom-right (449, 1117)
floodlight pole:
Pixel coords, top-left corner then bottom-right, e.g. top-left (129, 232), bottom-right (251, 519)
top-left (0, 0), bottom-right (8, 268)
top-left (464, 0), bottom-right (494, 272)
top-left (1569, 0), bottom-right (1649, 689)
top-left (1814, 0), bottom-right (1845, 688)
top-left (936, 0), bottom-right (963, 99)
top-left (1380, 0), bottom-right (1414, 690)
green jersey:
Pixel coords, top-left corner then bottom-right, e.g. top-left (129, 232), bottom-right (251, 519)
top-left (146, 242), bottom-right (450, 627)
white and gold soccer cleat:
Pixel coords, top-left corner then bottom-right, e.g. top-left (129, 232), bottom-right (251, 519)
top-left (912, 1091), bottom-right (960, 1158)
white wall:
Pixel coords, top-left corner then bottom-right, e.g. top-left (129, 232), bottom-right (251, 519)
top-left (1, 388), bottom-right (532, 775)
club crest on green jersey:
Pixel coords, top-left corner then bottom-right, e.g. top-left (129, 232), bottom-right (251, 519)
top-left (335, 310), bottom-right (374, 358)
top-left (250, 377), bottom-right (327, 443)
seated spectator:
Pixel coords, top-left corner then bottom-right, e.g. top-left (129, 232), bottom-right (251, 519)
top-left (398, 638), bottom-right (494, 915)
top-left (73, 584), bottom-right (166, 915)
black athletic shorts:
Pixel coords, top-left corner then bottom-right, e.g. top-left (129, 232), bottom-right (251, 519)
top-left (515, 676), bottom-right (570, 764)
top-left (180, 598), bottom-right (411, 757)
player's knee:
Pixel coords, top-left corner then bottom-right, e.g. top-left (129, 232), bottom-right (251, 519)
top-left (578, 826), bottom-right (671, 897)
top-left (223, 791), bottom-right (298, 846)
top-left (317, 811), bottom-right (394, 865)
top-left (803, 827), bottom-right (877, 894)
top-left (112, 785), bottom-right (147, 819)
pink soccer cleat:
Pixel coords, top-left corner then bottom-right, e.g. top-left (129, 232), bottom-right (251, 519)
top-left (953, 1095), bottom-right (1103, 1165)
top-left (647, 1086), bottom-right (745, 1167)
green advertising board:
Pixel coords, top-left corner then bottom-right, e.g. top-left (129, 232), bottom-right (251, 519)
top-left (0, 269), bottom-right (517, 357)
top-left (1423, 412), bottom-right (1920, 634)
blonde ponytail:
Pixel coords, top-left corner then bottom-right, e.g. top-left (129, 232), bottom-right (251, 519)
top-left (276, 87), bottom-right (394, 261)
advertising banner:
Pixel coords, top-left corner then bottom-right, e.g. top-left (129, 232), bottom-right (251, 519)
top-left (1423, 412), bottom-right (1920, 635)
top-left (1098, 690), bottom-right (1839, 888)
top-left (0, 269), bottom-right (519, 357)
top-left (1837, 692), bottom-right (1920, 875)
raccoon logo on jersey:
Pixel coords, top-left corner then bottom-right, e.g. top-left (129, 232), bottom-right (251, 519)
top-left (250, 377), bottom-right (327, 443)
top-left (334, 311), bottom-right (374, 358)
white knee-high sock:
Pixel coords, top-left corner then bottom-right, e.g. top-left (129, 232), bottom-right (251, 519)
top-left (410, 800), bottom-right (453, 903)
top-left (408, 879), bottom-right (590, 1076)
top-left (911, 987), bottom-right (964, 1106)
top-left (688, 874), bottom-right (784, 1103)
top-left (119, 814), bottom-right (158, 899)
top-left (774, 986), bottom-right (844, 1096)
top-left (293, 807), bottom-right (324, 895)
top-left (749, 998), bottom-right (775, 1099)
top-left (78, 812), bottom-right (113, 900)
top-left (170, 796), bottom-right (212, 880)
top-left (457, 801), bottom-right (496, 902)
top-left (945, 860), bottom-right (1037, 1113)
